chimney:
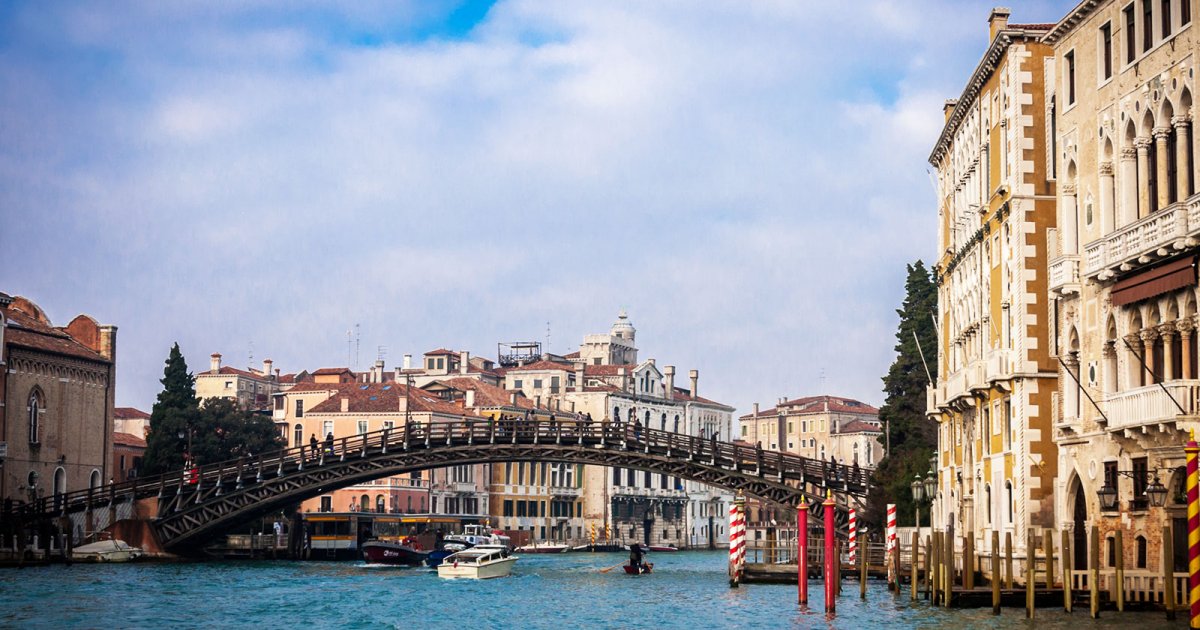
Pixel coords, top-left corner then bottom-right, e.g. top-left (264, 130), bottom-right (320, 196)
top-left (574, 363), bottom-right (584, 392)
top-left (403, 354), bottom-right (412, 370)
top-left (263, 359), bottom-right (273, 379)
top-left (510, 393), bottom-right (519, 405)
top-left (535, 395), bottom-right (542, 409)
top-left (211, 353), bottom-right (222, 373)
top-left (374, 359), bottom-right (385, 383)
top-left (753, 402), bottom-right (759, 417)
top-left (688, 370), bottom-right (698, 400)
top-left (664, 366), bottom-right (675, 401)
top-left (465, 390), bottom-right (475, 408)
top-left (98, 325), bottom-right (117, 362)
top-left (988, 7), bottom-right (1011, 42)
top-left (398, 395), bottom-right (407, 413)
top-left (341, 397), bottom-right (350, 413)
top-left (394, 367), bottom-right (402, 382)
top-left (618, 367), bottom-right (628, 393)
top-left (943, 99), bottom-right (958, 124)
top-left (460, 351), bottom-right (469, 375)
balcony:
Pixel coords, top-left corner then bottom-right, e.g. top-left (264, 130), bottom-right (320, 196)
top-left (549, 485), bottom-right (580, 498)
top-left (984, 350), bottom-right (1012, 384)
top-left (943, 360), bottom-right (986, 407)
top-left (1102, 381), bottom-right (1200, 433)
top-left (1083, 195), bottom-right (1200, 280)
top-left (1048, 255), bottom-right (1080, 295)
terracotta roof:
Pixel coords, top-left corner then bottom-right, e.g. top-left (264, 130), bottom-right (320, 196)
top-left (2, 305), bottom-right (108, 363)
top-left (1008, 22), bottom-right (1054, 30)
top-left (738, 395), bottom-right (879, 419)
top-left (278, 373), bottom-right (298, 384)
top-left (312, 367), bottom-right (354, 376)
top-left (839, 420), bottom-right (883, 434)
top-left (200, 365), bottom-right (264, 379)
top-left (582, 364), bottom-right (635, 376)
top-left (307, 381), bottom-right (481, 416)
top-left (424, 348), bottom-right (459, 356)
top-left (112, 432), bottom-right (147, 448)
top-left (670, 387), bottom-right (732, 409)
top-left (431, 378), bottom-right (535, 410)
top-left (114, 407), bottom-right (150, 420)
top-left (505, 360), bottom-right (574, 373)
top-left (563, 351), bottom-right (580, 359)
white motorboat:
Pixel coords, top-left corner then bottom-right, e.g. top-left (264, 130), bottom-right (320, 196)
top-left (515, 541), bottom-right (569, 554)
top-left (71, 539), bottom-right (144, 563)
top-left (444, 524), bottom-right (513, 551)
top-left (436, 546), bottom-right (517, 579)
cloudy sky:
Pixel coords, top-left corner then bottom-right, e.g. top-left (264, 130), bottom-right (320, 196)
top-left (1, 1), bottom-right (1076, 416)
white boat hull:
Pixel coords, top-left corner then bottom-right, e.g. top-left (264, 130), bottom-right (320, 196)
top-left (71, 540), bottom-right (143, 563)
top-left (437, 556), bottom-right (517, 579)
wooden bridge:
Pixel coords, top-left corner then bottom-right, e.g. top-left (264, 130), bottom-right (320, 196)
top-left (3, 418), bottom-right (868, 553)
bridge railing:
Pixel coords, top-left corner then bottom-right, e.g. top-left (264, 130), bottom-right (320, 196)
top-left (7, 416), bottom-right (866, 522)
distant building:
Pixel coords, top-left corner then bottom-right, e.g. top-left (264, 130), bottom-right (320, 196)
top-left (0, 293), bottom-right (116, 507)
top-left (113, 407), bottom-right (150, 438)
top-left (195, 353), bottom-right (283, 411)
top-left (112, 432), bottom-right (145, 483)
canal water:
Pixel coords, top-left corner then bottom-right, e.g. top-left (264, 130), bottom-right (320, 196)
top-left (0, 551), bottom-right (1183, 628)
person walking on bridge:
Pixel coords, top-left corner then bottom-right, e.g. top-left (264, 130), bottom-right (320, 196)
top-left (325, 432), bottom-right (335, 456)
top-left (309, 434), bottom-right (318, 461)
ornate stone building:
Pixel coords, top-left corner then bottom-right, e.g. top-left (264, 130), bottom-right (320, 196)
top-left (0, 293), bottom-right (116, 508)
top-left (926, 10), bottom-right (1059, 566)
top-left (1044, 0), bottom-right (1196, 572)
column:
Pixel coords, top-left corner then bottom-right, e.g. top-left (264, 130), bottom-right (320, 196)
top-left (1127, 333), bottom-right (1146, 387)
top-left (1142, 328), bottom-right (1160, 385)
top-left (1137, 137), bottom-right (1153, 218)
top-left (1099, 160), bottom-right (1115, 235)
top-left (1121, 147), bottom-right (1139, 225)
top-left (1160, 323), bottom-right (1176, 381)
top-left (1103, 341), bottom-right (1119, 392)
top-left (1062, 184), bottom-right (1079, 254)
top-left (1179, 318), bottom-right (1196, 380)
top-left (1174, 116), bottom-right (1192, 199)
top-left (1156, 126), bottom-right (1173, 208)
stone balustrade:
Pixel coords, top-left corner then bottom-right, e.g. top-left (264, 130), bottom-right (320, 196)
top-left (1102, 381), bottom-right (1200, 431)
top-left (1083, 194), bottom-right (1200, 279)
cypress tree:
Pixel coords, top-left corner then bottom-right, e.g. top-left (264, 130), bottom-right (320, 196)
top-left (868, 260), bottom-right (939, 528)
top-left (142, 343), bottom-right (200, 475)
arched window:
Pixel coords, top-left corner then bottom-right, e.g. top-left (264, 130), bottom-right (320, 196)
top-left (1136, 535), bottom-right (1147, 568)
top-left (674, 415), bottom-right (679, 433)
top-left (985, 484), bottom-right (992, 524)
top-left (360, 493), bottom-right (369, 512)
top-left (90, 470), bottom-right (101, 490)
top-left (53, 466), bottom-right (66, 510)
top-left (28, 390), bottom-right (43, 445)
top-left (645, 410), bottom-right (651, 424)
top-left (1107, 536), bottom-right (1117, 567)
top-left (1006, 481), bottom-right (1014, 524)
top-left (661, 413), bottom-right (667, 431)
top-left (852, 443), bottom-right (859, 464)
top-left (376, 495), bottom-right (386, 513)
top-left (293, 423), bottom-right (303, 448)
top-left (613, 406), bottom-right (621, 423)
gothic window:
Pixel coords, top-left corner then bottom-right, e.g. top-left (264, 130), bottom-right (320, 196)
top-left (28, 390), bottom-right (42, 445)
top-left (293, 424), bottom-right (303, 447)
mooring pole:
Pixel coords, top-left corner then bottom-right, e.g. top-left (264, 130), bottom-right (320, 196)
top-left (1187, 430), bottom-right (1200, 629)
top-left (798, 499), bottom-right (809, 606)
top-left (824, 492), bottom-right (836, 614)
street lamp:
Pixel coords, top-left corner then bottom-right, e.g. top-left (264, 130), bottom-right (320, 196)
top-left (178, 423), bottom-right (194, 466)
top-left (1097, 470), bottom-right (1170, 511)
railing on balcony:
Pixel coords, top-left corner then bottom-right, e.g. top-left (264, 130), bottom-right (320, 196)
top-left (1049, 254), bottom-right (1080, 293)
top-left (1102, 381), bottom-right (1200, 431)
top-left (943, 360), bottom-right (986, 404)
top-left (984, 350), bottom-right (1011, 382)
top-left (1083, 195), bottom-right (1200, 278)
top-left (549, 485), bottom-right (580, 497)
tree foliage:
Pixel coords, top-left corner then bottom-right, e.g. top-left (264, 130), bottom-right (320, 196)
top-left (867, 261), bottom-right (939, 528)
top-left (142, 344), bottom-right (283, 475)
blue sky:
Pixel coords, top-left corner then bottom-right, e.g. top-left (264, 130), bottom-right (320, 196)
top-left (1, 1), bottom-right (1077, 416)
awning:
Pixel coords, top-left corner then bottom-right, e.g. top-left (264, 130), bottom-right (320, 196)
top-left (1110, 256), bottom-right (1197, 306)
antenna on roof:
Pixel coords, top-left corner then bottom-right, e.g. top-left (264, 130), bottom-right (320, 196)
top-left (355, 323), bottom-right (361, 369)
top-left (347, 329), bottom-right (353, 367)
top-left (377, 345), bottom-right (388, 362)
top-left (546, 321), bottom-right (551, 354)
top-left (819, 368), bottom-right (826, 393)
top-left (248, 340), bottom-right (254, 365)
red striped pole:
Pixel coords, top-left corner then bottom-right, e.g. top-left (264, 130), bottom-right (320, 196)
top-left (824, 491), bottom-right (836, 614)
top-left (1187, 431), bottom-right (1199, 628)
top-left (886, 503), bottom-right (897, 588)
top-left (848, 508), bottom-right (857, 566)
top-left (799, 498), bottom-right (809, 605)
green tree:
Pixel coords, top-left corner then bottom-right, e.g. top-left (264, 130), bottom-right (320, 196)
top-left (868, 260), bottom-right (939, 528)
top-left (142, 344), bottom-right (284, 475)
top-left (142, 343), bottom-right (200, 475)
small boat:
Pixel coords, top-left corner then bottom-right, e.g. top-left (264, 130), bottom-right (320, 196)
top-left (362, 538), bottom-right (430, 566)
top-left (572, 543), bottom-right (624, 553)
top-left (647, 545), bottom-right (678, 552)
top-left (437, 546), bottom-right (518, 579)
top-left (444, 524), bottom-right (512, 551)
top-left (515, 542), bottom-right (569, 554)
top-left (623, 562), bottom-right (653, 575)
top-left (71, 539), bottom-right (143, 563)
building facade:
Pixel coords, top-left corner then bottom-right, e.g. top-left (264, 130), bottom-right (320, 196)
top-left (927, 10), bottom-right (1059, 563)
top-left (0, 294), bottom-right (116, 508)
top-left (195, 353), bottom-right (284, 412)
top-left (1044, 0), bottom-right (1196, 572)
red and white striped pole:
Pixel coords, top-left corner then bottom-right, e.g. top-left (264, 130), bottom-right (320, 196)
top-left (848, 508), bottom-right (857, 566)
top-left (1186, 431), bottom-right (1199, 628)
top-left (824, 491), bottom-right (836, 614)
top-left (798, 498), bottom-right (809, 605)
top-left (729, 495), bottom-right (745, 587)
top-left (886, 503), bottom-right (897, 588)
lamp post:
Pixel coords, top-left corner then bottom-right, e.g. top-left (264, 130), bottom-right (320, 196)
top-left (1096, 470), bottom-right (1170, 511)
top-left (911, 474), bottom-right (925, 535)
top-left (177, 423), bottom-right (194, 466)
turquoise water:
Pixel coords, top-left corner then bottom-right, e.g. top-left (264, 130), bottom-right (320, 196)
top-left (0, 552), bottom-right (1183, 628)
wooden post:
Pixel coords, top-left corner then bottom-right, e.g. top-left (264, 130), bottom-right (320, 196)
top-left (1115, 528), bottom-right (1125, 612)
top-left (911, 532), bottom-right (919, 601)
top-left (1165, 524), bottom-right (1177, 621)
top-left (923, 534), bottom-right (932, 600)
top-left (1026, 527), bottom-right (1036, 619)
top-left (964, 534), bottom-right (974, 590)
top-left (1062, 529), bottom-right (1073, 613)
top-left (945, 522), bottom-right (955, 607)
top-left (1090, 524), bottom-right (1100, 619)
top-left (931, 532), bottom-right (940, 605)
top-left (992, 530), bottom-right (1001, 616)
top-left (1045, 527), bottom-right (1055, 589)
top-left (836, 539), bottom-right (843, 597)
top-left (860, 533), bottom-right (868, 600)
top-left (1005, 531), bottom-right (1014, 590)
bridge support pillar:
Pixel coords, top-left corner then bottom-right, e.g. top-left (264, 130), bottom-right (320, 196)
top-left (799, 500), bottom-right (809, 605)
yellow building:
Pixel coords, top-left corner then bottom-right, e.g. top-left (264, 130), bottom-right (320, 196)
top-left (1044, 0), bottom-right (1196, 572)
top-left (927, 10), bottom-right (1058, 564)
